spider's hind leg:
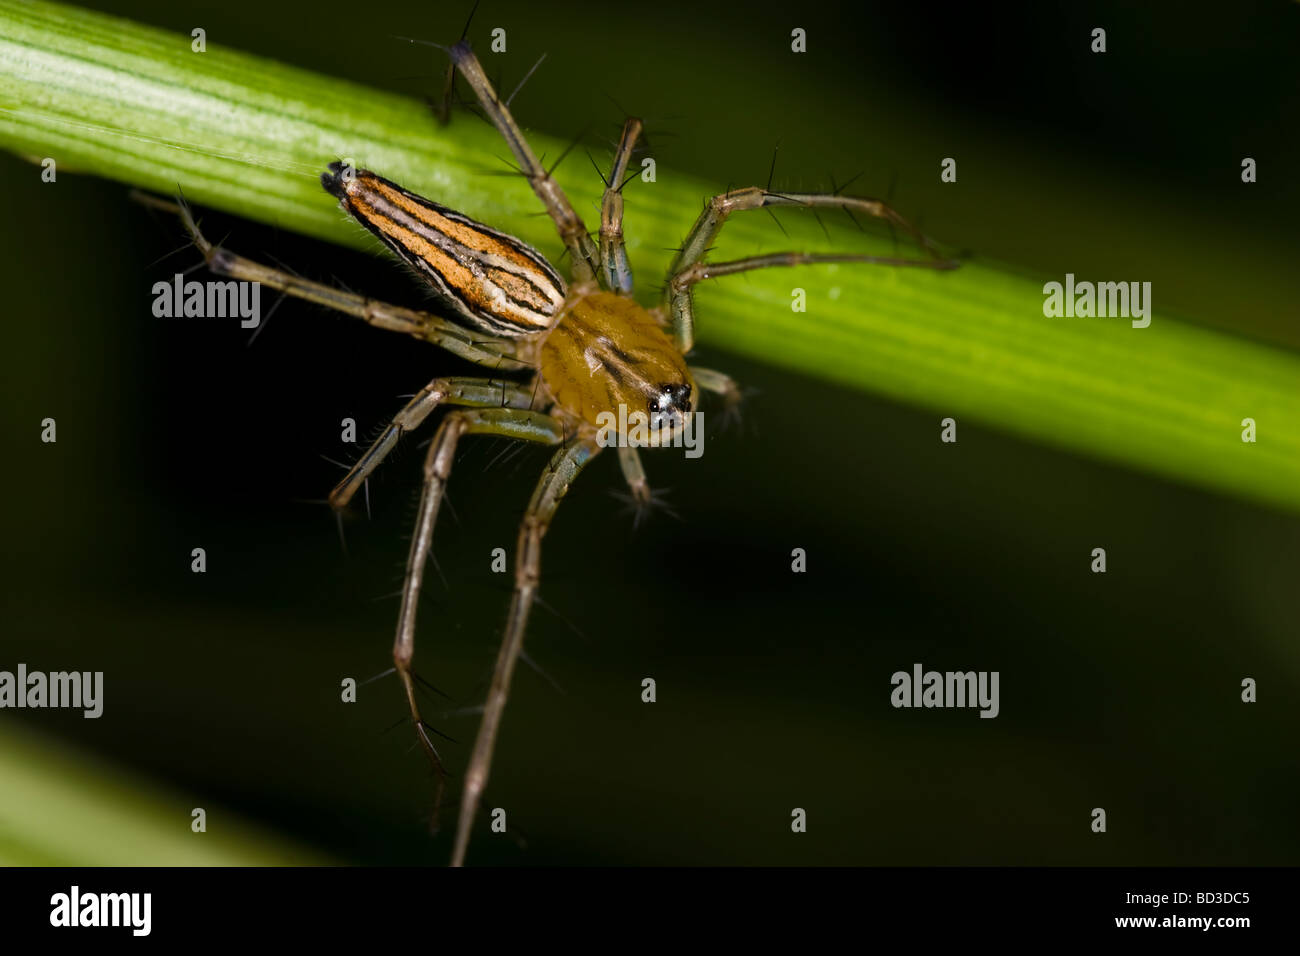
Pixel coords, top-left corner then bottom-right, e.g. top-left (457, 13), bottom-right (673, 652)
top-left (132, 192), bottom-right (525, 371)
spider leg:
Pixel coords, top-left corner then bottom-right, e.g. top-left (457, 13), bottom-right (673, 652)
top-left (330, 377), bottom-right (540, 510)
top-left (615, 445), bottom-right (651, 506)
top-left (446, 41), bottom-right (601, 283)
top-left (689, 366), bottom-right (743, 406)
top-left (612, 369), bottom-right (736, 517)
top-left (613, 446), bottom-right (679, 528)
top-left (686, 365), bottom-right (745, 433)
top-left (134, 192), bottom-right (525, 371)
top-left (451, 435), bottom-right (602, 866)
top-left (663, 186), bottom-right (958, 351)
top-left (394, 408), bottom-right (568, 815)
top-left (598, 117), bottom-right (643, 294)
top-left (671, 250), bottom-right (959, 352)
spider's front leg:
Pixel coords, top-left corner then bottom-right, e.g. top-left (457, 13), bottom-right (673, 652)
top-left (663, 186), bottom-right (959, 352)
top-left (452, 436), bottom-right (602, 866)
top-left (598, 117), bottom-right (644, 294)
top-left (445, 41), bottom-right (601, 283)
top-left (391, 408), bottom-right (568, 809)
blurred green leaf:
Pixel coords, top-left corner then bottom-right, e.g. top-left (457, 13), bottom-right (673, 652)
top-left (0, 723), bottom-right (329, 864)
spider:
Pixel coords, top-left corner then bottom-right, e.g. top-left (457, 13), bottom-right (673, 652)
top-left (148, 36), bottom-right (956, 865)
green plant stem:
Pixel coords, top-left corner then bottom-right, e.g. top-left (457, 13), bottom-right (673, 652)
top-left (2, 0), bottom-right (1298, 511)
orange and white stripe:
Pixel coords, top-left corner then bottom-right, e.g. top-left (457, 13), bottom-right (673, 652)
top-left (323, 163), bottom-right (565, 337)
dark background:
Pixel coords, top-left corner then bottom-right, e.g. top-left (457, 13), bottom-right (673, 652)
top-left (3, 0), bottom-right (1298, 864)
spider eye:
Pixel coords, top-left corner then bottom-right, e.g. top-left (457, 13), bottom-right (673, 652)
top-left (650, 382), bottom-right (694, 416)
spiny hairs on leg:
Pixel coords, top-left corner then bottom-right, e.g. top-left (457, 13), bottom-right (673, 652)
top-left (437, 35), bottom-right (602, 282)
top-left (133, 190), bottom-right (528, 370)
top-left (385, 407), bottom-right (568, 858)
top-left (395, 12), bottom-right (598, 280)
top-left (662, 184), bottom-right (960, 352)
top-left (596, 116), bottom-right (644, 294)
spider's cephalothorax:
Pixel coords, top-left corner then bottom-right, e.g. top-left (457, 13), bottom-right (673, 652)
top-left (162, 37), bottom-right (956, 866)
top-left (535, 288), bottom-right (700, 444)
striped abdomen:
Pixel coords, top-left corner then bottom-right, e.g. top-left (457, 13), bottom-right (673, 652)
top-left (322, 163), bottom-right (565, 336)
